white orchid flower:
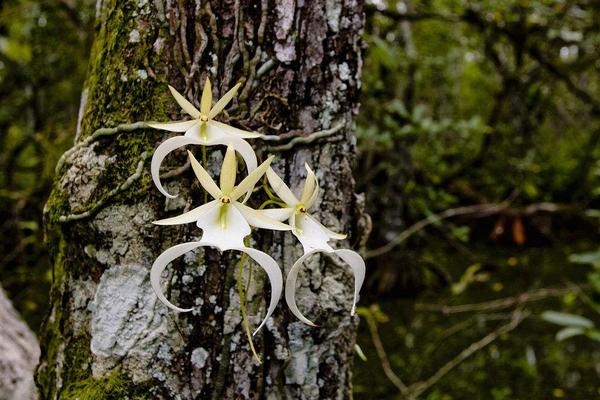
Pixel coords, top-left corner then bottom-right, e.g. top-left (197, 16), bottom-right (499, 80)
top-left (150, 146), bottom-right (291, 334)
top-left (149, 79), bottom-right (262, 199)
top-left (264, 166), bottom-right (366, 327)
top-left (265, 164), bottom-right (346, 253)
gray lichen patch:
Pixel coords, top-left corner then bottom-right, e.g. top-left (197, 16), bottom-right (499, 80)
top-left (190, 347), bottom-right (209, 369)
top-left (59, 144), bottom-right (113, 209)
top-left (93, 203), bottom-right (156, 265)
top-left (89, 263), bottom-right (180, 381)
top-left (285, 323), bottom-right (320, 396)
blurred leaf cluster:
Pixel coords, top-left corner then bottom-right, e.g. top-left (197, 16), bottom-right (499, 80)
top-left (354, 0), bottom-right (600, 398)
top-left (0, 0), bottom-right (94, 329)
top-left (358, 0), bottom-right (600, 271)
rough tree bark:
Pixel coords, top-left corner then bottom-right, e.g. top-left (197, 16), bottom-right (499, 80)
top-left (0, 286), bottom-right (40, 400)
top-left (37, 1), bottom-right (365, 399)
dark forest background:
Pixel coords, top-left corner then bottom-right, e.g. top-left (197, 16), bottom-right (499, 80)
top-left (1, 0), bottom-right (599, 398)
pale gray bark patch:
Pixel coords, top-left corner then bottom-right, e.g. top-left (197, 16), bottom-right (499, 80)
top-left (0, 287), bottom-right (40, 400)
top-left (59, 144), bottom-right (112, 209)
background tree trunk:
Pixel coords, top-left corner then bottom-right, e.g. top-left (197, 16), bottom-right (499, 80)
top-left (37, 1), bottom-right (365, 398)
top-left (0, 286), bottom-right (39, 400)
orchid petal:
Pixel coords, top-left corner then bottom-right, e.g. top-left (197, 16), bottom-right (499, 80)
top-left (266, 167), bottom-right (299, 206)
top-left (231, 246), bottom-right (283, 335)
top-left (234, 203), bottom-right (292, 231)
top-left (220, 146), bottom-right (237, 194)
top-left (153, 200), bottom-right (219, 226)
top-left (152, 136), bottom-right (202, 198)
top-left (190, 136), bottom-right (257, 204)
top-left (300, 164), bottom-right (317, 206)
top-left (200, 78), bottom-right (212, 116)
top-left (306, 214), bottom-right (346, 240)
top-left (183, 123), bottom-right (205, 142)
top-left (285, 248), bottom-right (365, 326)
top-left (207, 120), bottom-right (262, 139)
top-left (150, 241), bottom-right (202, 312)
top-left (333, 249), bottom-right (366, 316)
top-left (256, 207), bottom-right (295, 221)
top-left (305, 166), bottom-right (320, 209)
top-left (195, 202), bottom-right (250, 250)
top-left (229, 156), bottom-right (274, 202)
top-left (151, 242), bottom-right (283, 334)
top-left (188, 151), bottom-right (222, 200)
top-left (285, 250), bottom-right (325, 327)
top-left (293, 213), bottom-right (334, 253)
top-left (217, 138), bottom-right (258, 203)
top-left (202, 121), bottom-right (230, 142)
top-left (148, 119), bottom-right (198, 132)
top-left (208, 82), bottom-right (241, 119)
top-left (168, 85), bottom-right (200, 119)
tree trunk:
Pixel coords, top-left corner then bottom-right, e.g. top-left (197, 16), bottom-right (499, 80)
top-left (0, 286), bottom-right (39, 400)
top-left (37, 1), bottom-right (365, 399)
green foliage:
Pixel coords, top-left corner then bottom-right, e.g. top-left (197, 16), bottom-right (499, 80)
top-left (62, 369), bottom-right (150, 400)
top-left (0, 0), bottom-right (94, 330)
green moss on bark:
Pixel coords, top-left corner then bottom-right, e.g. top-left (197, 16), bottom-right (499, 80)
top-left (62, 369), bottom-right (153, 400)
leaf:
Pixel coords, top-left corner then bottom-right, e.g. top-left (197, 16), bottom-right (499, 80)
top-left (588, 271), bottom-right (600, 293)
top-left (541, 311), bottom-right (594, 328)
top-left (555, 326), bottom-right (584, 341)
top-left (569, 250), bottom-right (600, 267)
top-left (585, 329), bottom-right (600, 342)
top-left (354, 344), bottom-right (368, 362)
top-left (512, 217), bottom-right (526, 246)
top-left (451, 263), bottom-right (482, 295)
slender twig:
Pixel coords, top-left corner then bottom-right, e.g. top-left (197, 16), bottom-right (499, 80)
top-left (409, 309), bottom-right (528, 398)
top-left (57, 152), bottom-right (149, 223)
top-left (366, 202), bottom-right (575, 259)
top-left (415, 286), bottom-right (573, 314)
top-left (363, 306), bottom-right (411, 396)
top-left (364, 306), bottom-right (528, 399)
top-left (366, 203), bottom-right (507, 258)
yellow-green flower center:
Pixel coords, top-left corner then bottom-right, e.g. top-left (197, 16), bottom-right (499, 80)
top-left (296, 204), bottom-right (307, 214)
top-left (218, 202), bottom-right (229, 229)
top-left (200, 114), bottom-right (209, 122)
top-left (221, 196), bottom-right (231, 204)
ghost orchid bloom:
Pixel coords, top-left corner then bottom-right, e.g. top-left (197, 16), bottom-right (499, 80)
top-left (265, 164), bottom-right (346, 253)
top-left (264, 165), bottom-right (366, 327)
top-left (149, 79), bottom-right (261, 199)
top-left (150, 146), bottom-right (290, 334)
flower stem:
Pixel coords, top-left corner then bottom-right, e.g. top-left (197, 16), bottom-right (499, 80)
top-left (237, 241), bottom-right (261, 364)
